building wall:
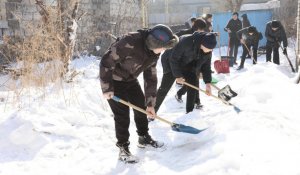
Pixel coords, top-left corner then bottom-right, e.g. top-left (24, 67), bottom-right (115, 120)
top-left (148, 0), bottom-right (270, 25)
top-left (0, 0), bottom-right (142, 56)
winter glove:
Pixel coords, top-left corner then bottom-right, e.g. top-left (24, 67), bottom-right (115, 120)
top-left (283, 47), bottom-right (287, 55)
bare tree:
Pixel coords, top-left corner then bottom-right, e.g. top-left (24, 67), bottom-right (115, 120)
top-left (213, 0), bottom-right (244, 12)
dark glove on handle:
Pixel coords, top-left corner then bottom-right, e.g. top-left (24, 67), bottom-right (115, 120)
top-left (283, 48), bottom-right (287, 55)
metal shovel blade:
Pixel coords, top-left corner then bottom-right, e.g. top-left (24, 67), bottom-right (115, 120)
top-left (171, 123), bottom-right (207, 134)
top-left (218, 85), bottom-right (238, 101)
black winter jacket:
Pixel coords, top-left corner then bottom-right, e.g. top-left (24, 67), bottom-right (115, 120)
top-left (224, 19), bottom-right (242, 38)
top-left (237, 27), bottom-right (263, 48)
top-left (265, 21), bottom-right (287, 47)
top-left (169, 32), bottom-right (212, 84)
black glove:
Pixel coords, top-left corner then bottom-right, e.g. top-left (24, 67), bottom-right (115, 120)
top-left (283, 47), bottom-right (287, 55)
top-left (274, 37), bottom-right (279, 42)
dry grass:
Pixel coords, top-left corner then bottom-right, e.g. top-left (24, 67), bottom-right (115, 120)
top-left (0, 1), bottom-right (80, 107)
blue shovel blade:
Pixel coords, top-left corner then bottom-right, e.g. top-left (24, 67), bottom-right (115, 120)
top-left (171, 124), bottom-right (207, 134)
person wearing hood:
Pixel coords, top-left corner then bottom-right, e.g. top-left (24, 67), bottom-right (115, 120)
top-left (154, 18), bottom-right (207, 114)
top-left (236, 26), bottom-right (263, 70)
top-left (241, 14), bottom-right (252, 58)
top-left (100, 24), bottom-right (178, 163)
top-left (265, 20), bottom-right (288, 65)
top-left (224, 12), bottom-right (242, 64)
top-left (241, 14), bottom-right (251, 28)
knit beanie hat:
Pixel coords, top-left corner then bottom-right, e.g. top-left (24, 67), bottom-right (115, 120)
top-left (271, 20), bottom-right (280, 28)
top-left (201, 33), bottom-right (217, 49)
top-left (146, 24), bottom-right (179, 50)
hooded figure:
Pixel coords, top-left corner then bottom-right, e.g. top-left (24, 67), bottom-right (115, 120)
top-left (241, 14), bottom-right (251, 28)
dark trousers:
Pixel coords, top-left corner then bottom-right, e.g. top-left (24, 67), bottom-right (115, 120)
top-left (266, 44), bottom-right (280, 65)
top-left (240, 44), bottom-right (257, 67)
top-left (182, 71), bottom-right (198, 113)
top-left (229, 37), bottom-right (240, 62)
top-left (154, 71), bottom-right (198, 113)
top-left (107, 80), bottom-right (149, 145)
top-left (177, 80), bottom-right (200, 104)
top-left (155, 72), bottom-right (175, 112)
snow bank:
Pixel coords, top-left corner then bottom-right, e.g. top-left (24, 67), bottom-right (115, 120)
top-left (1, 48), bottom-right (300, 175)
top-left (240, 0), bottom-right (280, 11)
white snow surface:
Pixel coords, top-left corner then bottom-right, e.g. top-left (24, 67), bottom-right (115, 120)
top-left (1, 46), bottom-right (300, 175)
top-left (240, 0), bottom-right (280, 11)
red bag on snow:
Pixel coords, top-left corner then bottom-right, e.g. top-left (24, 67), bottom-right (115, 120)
top-left (214, 60), bottom-right (230, 74)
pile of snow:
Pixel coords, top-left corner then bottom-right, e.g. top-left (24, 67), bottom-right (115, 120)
top-left (1, 47), bottom-right (300, 175)
top-left (240, 0), bottom-right (280, 11)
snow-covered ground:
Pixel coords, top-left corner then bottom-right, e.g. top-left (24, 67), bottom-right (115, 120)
top-left (1, 46), bottom-right (300, 175)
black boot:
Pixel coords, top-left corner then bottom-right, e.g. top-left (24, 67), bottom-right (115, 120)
top-left (237, 65), bottom-right (244, 70)
top-left (175, 94), bottom-right (183, 103)
top-left (137, 134), bottom-right (164, 148)
top-left (117, 141), bottom-right (139, 163)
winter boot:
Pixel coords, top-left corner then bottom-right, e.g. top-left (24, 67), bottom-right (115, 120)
top-left (175, 94), bottom-right (183, 103)
top-left (195, 102), bottom-right (203, 109)
top-left (237, 65), bottom-right (244, 70)
top-left (137, 134), bottom-right (164, 149)
top-left (117, 141), bottom-right (139, 163)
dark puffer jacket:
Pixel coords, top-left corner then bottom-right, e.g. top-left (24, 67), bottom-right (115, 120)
top-left (265, 21), bottom-right (287, 47)
top-left (224, 19), bottom-right (242, 39)
top-left (100, 29), bottom-right (159, 107)
top-left (169, 32), bottom-right (212, 84)
top-left (237, 27), bottom-right (263, 48)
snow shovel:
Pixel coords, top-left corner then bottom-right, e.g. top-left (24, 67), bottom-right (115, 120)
top-left (211, 84), bottom-right (238, 101)
top-left (112, 96), bottom-right (206, 134)
top-left (278, 42), bottom-right (295, 73)
top-left (182, 82), bottom-right (241, 113)
top-left (243, 43), bottom-right (257, 64)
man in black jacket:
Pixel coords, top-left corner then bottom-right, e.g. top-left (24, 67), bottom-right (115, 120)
top-left (170, 32), bottom-right (217, 113)
top-left (265, 20), bottom-right (287, 65)
top-left (224, 12), bottom-right (242, 64)
top-left (236, 26), bottom-right (263, 70)
top-left (169, 32), bottom-right (217, 113)
top-left (154, 18), bottom-right (207, 113)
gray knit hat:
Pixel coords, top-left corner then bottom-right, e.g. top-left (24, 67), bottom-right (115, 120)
top-left (146, 24), bottom-right (179, 50)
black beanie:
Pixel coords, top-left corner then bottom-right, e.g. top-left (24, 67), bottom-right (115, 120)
top-left (146, 24), bottom-right (179, 50)
top-left (232, 12), bottom-right (239, 16)
top-left (248, 26), bottom-right (256, 33)
top-left (192, 18), bottom-right (207, 31)
top-left (201, 33), bottom-right (217, 49)
top-left (271, 20), bottom-right (280, 28)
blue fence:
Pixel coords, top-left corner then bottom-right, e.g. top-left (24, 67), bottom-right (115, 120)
top-left (212, 10), bottom-right (273, 47)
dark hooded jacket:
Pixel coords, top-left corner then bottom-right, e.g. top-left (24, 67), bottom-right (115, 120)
top-left (169, 32), bottom-right (212, 84)
top-left (100, 29), bottom-right (159, 107)
top-left (265, 21), bottom-right (287, 47)
top-left (241, 14), bottom-right (251, 28)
